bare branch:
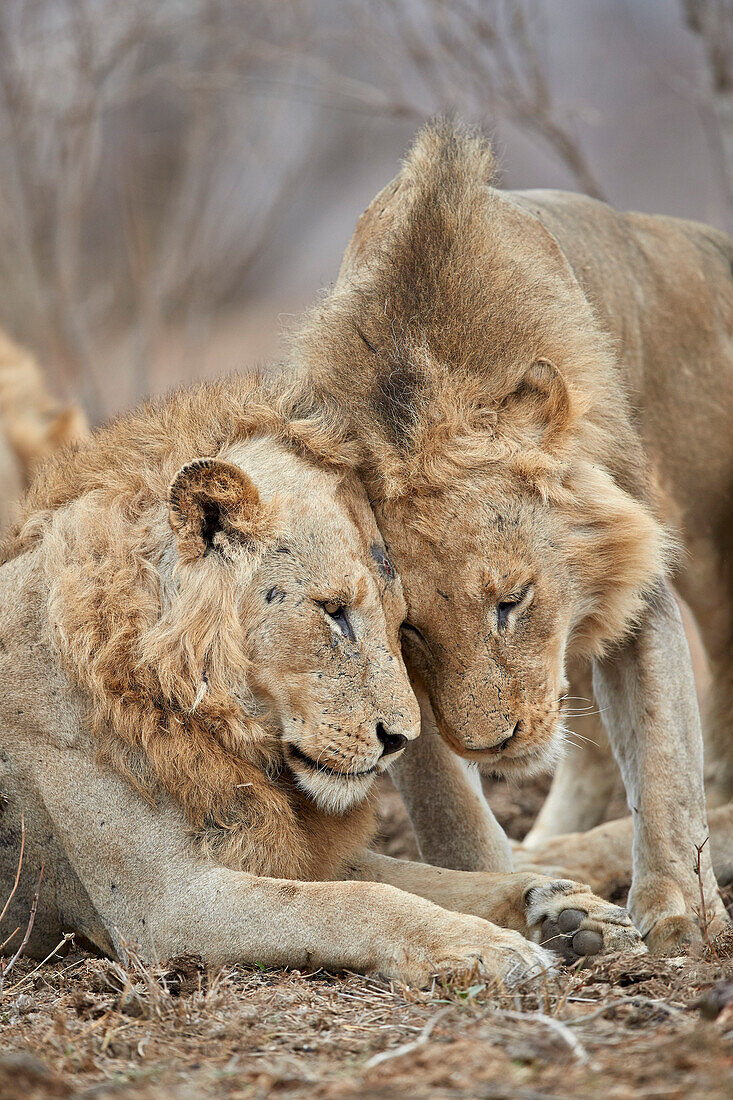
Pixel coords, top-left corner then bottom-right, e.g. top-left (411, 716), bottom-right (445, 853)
top-left (0, 860), bottom-right (44, 1000)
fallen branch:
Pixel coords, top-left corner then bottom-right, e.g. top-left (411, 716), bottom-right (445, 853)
top-left (363, 1006), bottom-right (451, 1070)
top-left (0, 861), bottom-right (44, 999)
top-left (497, 1009), bottom-right (596, 1068)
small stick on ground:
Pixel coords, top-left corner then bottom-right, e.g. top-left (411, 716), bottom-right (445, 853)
top-left (497, 1008), bottom-right (597, 1069)
top-left (363, 1007), bottom-right (452, 1070)
top-left (4, 931), bottom-right (74, 999)
top-left (0, 861), bottom-right (44, 999)
top-left (693, 836), bottom-right (716, 955)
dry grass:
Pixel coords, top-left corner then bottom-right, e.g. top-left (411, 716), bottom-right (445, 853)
top-left (2, 778), bottom-right (733, 1099)
top-left (2, 932), bottom-right (733, 1099)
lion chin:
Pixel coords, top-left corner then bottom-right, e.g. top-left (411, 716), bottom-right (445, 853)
top-left (476, 727), bottom-right (566, 782)
top-left (436, 711), bottom-right (565, 782)
top-left (285, 743), bottom-right (383, 815)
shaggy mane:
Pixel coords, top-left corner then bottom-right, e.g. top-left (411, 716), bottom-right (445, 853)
top-left (295, 120), bottom-right (651, 507)
top-left (8, 373), bottom-right (373, 880)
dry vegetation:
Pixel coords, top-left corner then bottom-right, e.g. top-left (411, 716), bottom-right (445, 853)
top-left (2, 777), bottom-right (732, 1100)
top-left (0, 0), bottom-right (729, 421)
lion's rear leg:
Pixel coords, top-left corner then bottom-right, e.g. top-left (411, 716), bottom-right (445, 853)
top-left (675, 554), bottom-right (733, 804)
top-left (515, 802), bottom-right (733, 905)
top-left (523, 662), bottom-right (619, 847)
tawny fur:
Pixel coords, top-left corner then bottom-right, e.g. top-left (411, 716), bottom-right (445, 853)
top-left (5, 375), bottom-right (409, 881)
top-left (291, 120), bottom-right (732, 948)
top-left (293, 123), bottom-right (674, 791)
top-left (296, 122), bottom-right (673, 668)
top-left (0, 370), bottom-right (646, 979)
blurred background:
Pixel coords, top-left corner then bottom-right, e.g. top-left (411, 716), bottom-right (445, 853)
top-left (0, 0), bottom-right (730, 423)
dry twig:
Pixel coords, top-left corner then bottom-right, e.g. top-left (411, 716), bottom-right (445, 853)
top-left (693, 835), bottom-right (716, 953)
top-left (0, 853), bottom-right (44, 999)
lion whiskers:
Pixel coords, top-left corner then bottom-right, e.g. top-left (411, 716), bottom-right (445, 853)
top-left (557, 721), bottom-right (598, 752)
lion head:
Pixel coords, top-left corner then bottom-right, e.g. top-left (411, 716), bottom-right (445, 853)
top-left (10, 376), bottom-right (419, 876)
top-left (373, 449), bottom-right (666, 777)
top-left (296, 121), bottom-right (672, 777)
top-left (166, 438), bottom-right (420, 815)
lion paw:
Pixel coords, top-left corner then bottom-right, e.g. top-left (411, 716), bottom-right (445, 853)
top-left (644, 914), bottom-right (702, 955)
top-left (525, 880), bottom-right (646, 964)
top-left (392, 918), bottom-right (557, 989)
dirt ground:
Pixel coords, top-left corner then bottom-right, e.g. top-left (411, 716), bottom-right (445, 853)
top-left (2, 774), bottom-right (732, 1100)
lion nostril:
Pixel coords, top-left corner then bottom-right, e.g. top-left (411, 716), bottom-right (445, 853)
top-left (496, 721), bottom-right (520, 752)
top-left (376, 722), bottom-right (408, 757)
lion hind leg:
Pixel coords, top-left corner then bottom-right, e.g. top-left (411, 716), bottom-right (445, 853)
top-left (515, 803), bottom-right (733, 910)
top-left (703, 651), bottom-right (733, 806)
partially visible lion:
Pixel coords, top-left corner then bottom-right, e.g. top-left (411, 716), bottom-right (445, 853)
top-left (0, 374), bottom-right (641, 985)
top-left (0, 327), bottom-right (87, 535)
top-left (295, 120), bottom-right (733, 952)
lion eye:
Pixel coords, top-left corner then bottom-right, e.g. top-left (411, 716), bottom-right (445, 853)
top-left (321, 601), bottom-right (356, 642)
top-left (496, 586), bottom-right (532, 631)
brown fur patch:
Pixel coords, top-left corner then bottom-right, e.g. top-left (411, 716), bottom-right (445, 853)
top-left (295, 120), bottom-right (673, 661)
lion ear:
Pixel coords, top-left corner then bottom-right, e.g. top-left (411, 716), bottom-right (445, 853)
top-left (168, 458), bottom-right (271, 561)
top-left (500, 359), bottom-right (571, 447)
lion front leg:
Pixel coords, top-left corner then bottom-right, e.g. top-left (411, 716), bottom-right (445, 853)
top-left (353, 851), bottom-right (645, 964)
top-left (592, 581), bottom-right (729, 952)
top-left (391, 683), bottom-right (513, 871)
top-left (28, 739), bottom-right (555, 989)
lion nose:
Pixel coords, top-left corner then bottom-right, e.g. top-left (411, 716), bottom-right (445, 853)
top-left (376, 722), bottom-right (408, 757)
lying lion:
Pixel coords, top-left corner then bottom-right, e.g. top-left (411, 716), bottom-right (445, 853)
top-left (295, 120), bottom-right (732, 952)
top-left (0, 374), bottom-right (642, 985)
top-left (0, 327), bottom-right (87, 535)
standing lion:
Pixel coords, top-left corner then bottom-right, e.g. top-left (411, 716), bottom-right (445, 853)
top-left (294, 120), bottom-right (733, 953)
